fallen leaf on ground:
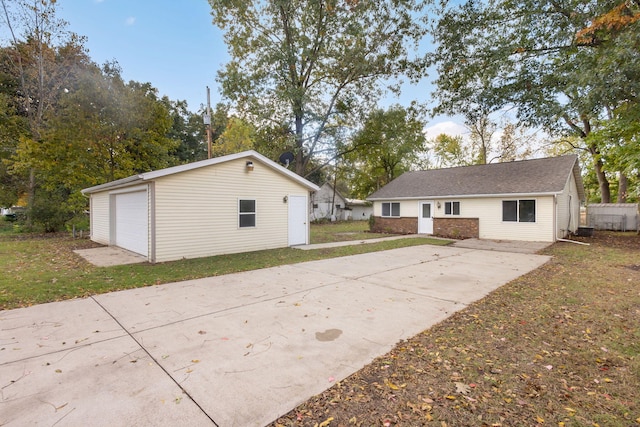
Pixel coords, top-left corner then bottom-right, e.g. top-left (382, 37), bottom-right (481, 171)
top-left (455, 382), bottom-right (471, 394)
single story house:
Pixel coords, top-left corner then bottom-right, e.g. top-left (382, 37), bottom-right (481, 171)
top-left (367, 155), bottom-right (585, 242)
top-left (81, 150), bottom-right (319, 263)
top-left (311, 182), bottom-right (372, 221)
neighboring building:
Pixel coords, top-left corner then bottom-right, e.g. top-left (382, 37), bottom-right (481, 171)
top-left (346, 198), bottom-right (373, 221)
top-left (81, 151), bottom-right (319, 263)
top-left (586, 203), bottom-right (639, 231)
top-left (311, 182), bottom-right (372, 221)
top-left (367, 155), bottom-right (585, 242)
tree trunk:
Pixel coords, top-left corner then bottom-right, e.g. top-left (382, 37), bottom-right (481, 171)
top-left (587, 143), bottom-right (610, 203)
top-left (294, 113), bottom-right (305, 176)
top-left (617, 172), bottom-right (628, 203)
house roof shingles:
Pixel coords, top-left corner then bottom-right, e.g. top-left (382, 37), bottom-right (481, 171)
top-left (368, 155), bottom-right (584, 200)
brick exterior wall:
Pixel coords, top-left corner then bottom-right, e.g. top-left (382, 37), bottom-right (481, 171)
top-left (433, 217), bottom-right (479, 239)
top-left (371, 216), bottom-right (417, 234)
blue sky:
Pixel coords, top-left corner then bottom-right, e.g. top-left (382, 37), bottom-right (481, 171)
top-left (57, 0), bottom-right (465, 136)
top-left (58, 0), bottom-right (227, 111)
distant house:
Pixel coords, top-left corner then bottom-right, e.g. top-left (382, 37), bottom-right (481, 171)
top-left (311, 182), bottom-right (372, 221)
top-left (82, 151), bottom-right (319, 263)
top-left (367, 155), bottom-right (585, 242)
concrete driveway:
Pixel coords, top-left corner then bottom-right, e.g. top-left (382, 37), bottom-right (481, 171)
top-left (1, 244), bottom-right (550, 426)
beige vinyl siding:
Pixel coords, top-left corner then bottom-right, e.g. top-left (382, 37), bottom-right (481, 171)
top-left (459, 196), bottom-right (555, 242)
top-left (556, 174), bottom-right (581, 238)
top-left (153, 158), bottom-right (309, 262)
top-left (89, 192), bottom-right (110, 245)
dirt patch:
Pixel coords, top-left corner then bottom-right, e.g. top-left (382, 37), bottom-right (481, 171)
top-left (271, 231), bottom-right (640, 427)
top-left (571, 230), bottom-right (640, 250)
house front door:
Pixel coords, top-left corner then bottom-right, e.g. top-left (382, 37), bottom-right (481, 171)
top-left (418, 201), bottom-right (434, 234)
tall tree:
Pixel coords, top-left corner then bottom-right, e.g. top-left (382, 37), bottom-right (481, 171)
top-left (466, 111), bottom-right (496, 165)
top-left (1, 0), bottom-right (88, 220)
top-left (343, 106), bottom-right (428, 199)
top-left (430, 134), bottom-right (470, 168)
top-left (210, 0), bottom-right (429, 176)
top-left (429, 0), bottom-right (640, 202)
top-left (11, 62), bottom-right (179, 221)
top-left (163, 98), bottom-right (210, 164)
top-left (212, 117), bottom-right (255, 157)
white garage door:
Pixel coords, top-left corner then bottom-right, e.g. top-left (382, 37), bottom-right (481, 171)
top-left (115, 190), bottom-right (148, 256)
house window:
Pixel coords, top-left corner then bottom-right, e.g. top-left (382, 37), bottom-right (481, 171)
top-left (502, 199), bottom-right (536, 222)
top-left (444, 201), bottom-right (460, 215)
top-left (382, 202), bottom-right (400, 217)
top-left (239, 199), bottom-right (256, 227)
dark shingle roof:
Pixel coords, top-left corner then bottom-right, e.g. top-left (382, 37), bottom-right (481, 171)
top-left (368, 155), bottom-right (584, 200)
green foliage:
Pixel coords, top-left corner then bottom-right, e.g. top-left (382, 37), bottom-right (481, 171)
top-left (368, 214), bottom-right (376, 231)
top-left (65, 213), bottom-right (89, 233)
top-left (343, 105), bottom-right (428, 198)
top-left (431, 134), bottom-right (470, 168)
top-left (212, 117), bottom-right (255, 157)
top-left (28, 189), bottom-right (71, 232)
top-left (210, 0), bottom-right (429, 175)
top-left (164, 99), bottom-right (204, 163)
top-left (429, 0), bottom-right (640, 201)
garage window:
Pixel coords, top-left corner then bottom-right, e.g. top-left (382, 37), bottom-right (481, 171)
top-left (502, 199), bottom-right (536, 222)
top-left (382, 202), bottom-right (400, 217)
top-left (239, 199), bottom-right (256, 227)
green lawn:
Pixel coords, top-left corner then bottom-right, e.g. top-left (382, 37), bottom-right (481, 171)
top-left (0, 221), bottom-right (448, 310)
top-left (310, 219), bottom-right (397, 243)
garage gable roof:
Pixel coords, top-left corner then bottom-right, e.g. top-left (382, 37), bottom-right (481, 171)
top-left (81, 150), bottom-right (320, 194)
top-left (368, 155), bottom-right (585, 201)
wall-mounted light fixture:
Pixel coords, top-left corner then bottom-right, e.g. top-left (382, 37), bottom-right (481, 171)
top-left (437, 201), bottom-right (441, 209)
top-left (283, 195), bottom-right (288, 203)
top-left (246, 161), bottom-right (254, 171)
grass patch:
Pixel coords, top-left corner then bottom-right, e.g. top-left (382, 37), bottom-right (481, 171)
top-left (310, 220), bottom-right (397, 243)
top-left (271, 231), bottom-right (640, 427)
top-left (0, 222), bottom-right (447, 310)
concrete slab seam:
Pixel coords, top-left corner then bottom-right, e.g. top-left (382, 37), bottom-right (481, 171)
top-left (100, 278), bottom-right (346, 336)
top-left (292, 250), bottom-right (466, 281)
top-left (0, 333), bottom-right (129, 367)
top-left (88, 296), bottom-right (220, 427)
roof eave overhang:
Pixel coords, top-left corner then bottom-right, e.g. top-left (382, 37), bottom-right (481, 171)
top-left (367, 192), bottom-right (561, 202)
top-left (81, 150), bottom-right (319, 195)
top-left (81, 176), bottom-right (144, 195)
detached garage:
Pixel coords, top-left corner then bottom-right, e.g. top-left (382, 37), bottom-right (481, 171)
top-left (81, 151), bottom-right (319, 263)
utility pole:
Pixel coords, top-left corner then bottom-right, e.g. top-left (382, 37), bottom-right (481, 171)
top-left (204, 86), bottom-right (212, 159)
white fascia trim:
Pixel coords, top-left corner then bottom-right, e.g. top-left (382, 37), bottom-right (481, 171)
top-left (367, 192), bottom-right (560, 202)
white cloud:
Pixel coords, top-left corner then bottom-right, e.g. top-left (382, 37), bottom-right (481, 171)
top-left (125, 16), bottom-right (136, 26)
top-left (424, 121), bottom-right (468, 139)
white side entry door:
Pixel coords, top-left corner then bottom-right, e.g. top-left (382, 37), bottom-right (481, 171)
top-left (418, 201), bottom-right (434, 234)
top-left (288, 195), bottom-right (308, 246)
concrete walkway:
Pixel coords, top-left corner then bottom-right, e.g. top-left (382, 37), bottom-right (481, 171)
top-left (293, 233), bottom-right (440, 250)
top-left (1, 244), bottom-right (551, 426)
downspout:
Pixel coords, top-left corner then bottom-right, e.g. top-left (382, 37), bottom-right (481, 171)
top-left (567, 195), bottom-right (572, 235)
top-left (553, 194), bottom-right (558, 242)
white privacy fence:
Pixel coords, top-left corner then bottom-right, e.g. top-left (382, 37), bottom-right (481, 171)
top-left (586, 203), bottom-right (639, 231)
